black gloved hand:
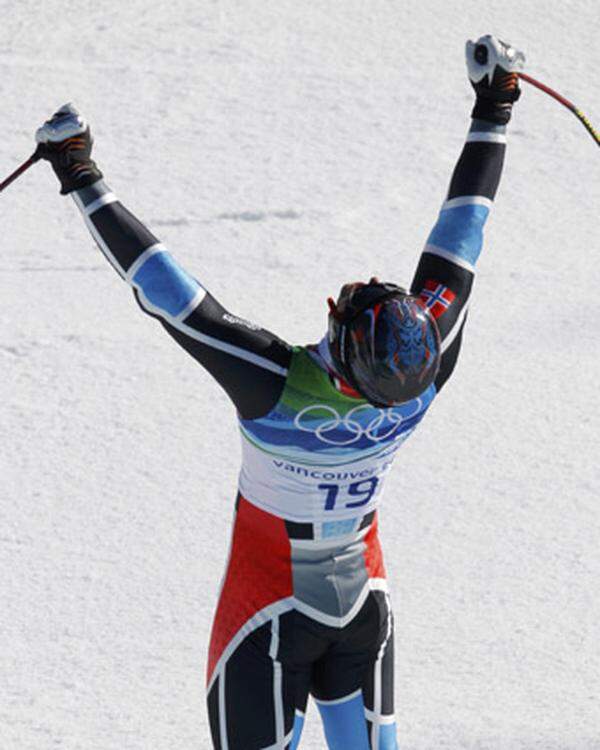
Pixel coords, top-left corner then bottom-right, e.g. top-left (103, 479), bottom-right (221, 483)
top-left (35, 104), bottom-right (103, 194)
top-left (466, 35), bottom-right (526, 125)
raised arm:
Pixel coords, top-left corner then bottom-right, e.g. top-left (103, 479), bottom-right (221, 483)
top-left (35, 106), bottom-right (291, 419)
top-left (411, 35), bottom-right (525, 392)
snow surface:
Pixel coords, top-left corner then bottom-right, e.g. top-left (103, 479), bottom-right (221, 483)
top-left (1, 2), bottom-right (599, 748)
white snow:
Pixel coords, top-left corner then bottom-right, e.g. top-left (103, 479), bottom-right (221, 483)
top-left (1, 2), bottom-right (599, 748)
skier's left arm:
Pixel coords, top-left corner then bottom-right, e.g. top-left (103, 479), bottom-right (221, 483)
top-left (33, 105), bottom-right (292, 419)
top-left (411, 35), bottom-right (525, 392)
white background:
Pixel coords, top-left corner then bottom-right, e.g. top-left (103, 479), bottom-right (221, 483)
top-left (1, 2), bottom-right (599, 748)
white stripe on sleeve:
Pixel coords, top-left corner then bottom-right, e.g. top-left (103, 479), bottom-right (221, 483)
top-left (423, 244), bottom-right (476, 275)
top-left (442, 195), bottom-right (493, 211)
top-left (83, 192), bottom-right (118, 216)
top-left (466, 131), bottom-right (507, 144)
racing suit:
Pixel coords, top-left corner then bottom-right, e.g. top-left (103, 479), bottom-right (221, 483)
top-left (68, 115), bottom-right (507, 749)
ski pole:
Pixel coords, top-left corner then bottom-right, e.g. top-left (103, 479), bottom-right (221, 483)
top-left (518, 72), bottom-right (600, 148)
top-left (0, 150), bottom-right (41, 194)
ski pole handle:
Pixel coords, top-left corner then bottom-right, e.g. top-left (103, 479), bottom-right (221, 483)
top-left (518, 72), bottom-right (600, 148)
top-left (0, 149), bottom-right (41, 194)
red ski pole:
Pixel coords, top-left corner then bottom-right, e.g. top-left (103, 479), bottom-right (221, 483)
top-left (518, 72), bottom-right (600, 148)
top-left (0, 149), bottom-right (41, 194)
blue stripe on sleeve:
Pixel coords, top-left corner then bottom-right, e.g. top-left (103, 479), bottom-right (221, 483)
top-left (426, 203), bottom-right (490, 266)
top-left (132, 251), bottom-right (201, 317)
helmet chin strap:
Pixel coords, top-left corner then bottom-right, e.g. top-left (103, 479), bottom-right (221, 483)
top-left (313, 336), bottom-right (368, 400)
top-left (315, 335), bottom-right (340, 375)
top-left (314, 334), bottom-right (390, 407)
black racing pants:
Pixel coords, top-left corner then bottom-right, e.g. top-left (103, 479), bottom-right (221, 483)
top-left (206, 590), bottom-right (397, 749)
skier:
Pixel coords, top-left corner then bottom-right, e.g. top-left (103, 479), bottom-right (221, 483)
top-left (35, 34), bottom-right (524, 750)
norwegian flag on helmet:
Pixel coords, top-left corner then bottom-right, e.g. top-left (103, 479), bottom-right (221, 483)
top-left (419, 280), bottom-right (456, 319)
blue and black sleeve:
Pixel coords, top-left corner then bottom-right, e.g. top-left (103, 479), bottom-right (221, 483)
top-left (411, 119), bottom-right (507, 391)
top-left (71, 182), bottom-right (292, 419)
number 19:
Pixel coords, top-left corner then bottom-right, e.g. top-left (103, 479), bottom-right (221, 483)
top-left (317, 477), bottom-right (379, 511)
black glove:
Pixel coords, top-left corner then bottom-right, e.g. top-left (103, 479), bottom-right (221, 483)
top-left (35, 104), bottom-right (103, 194)
top-left (466, 35), bottom-right (526, 125)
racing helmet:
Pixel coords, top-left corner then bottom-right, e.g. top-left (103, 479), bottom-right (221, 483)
top-left (327, 281), bottom-right (441, 407)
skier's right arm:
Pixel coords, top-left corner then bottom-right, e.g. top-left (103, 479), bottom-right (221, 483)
top-left (411, 35), bottom-right (524, 394)
top-left (35, 106), bottom-right (290, 420)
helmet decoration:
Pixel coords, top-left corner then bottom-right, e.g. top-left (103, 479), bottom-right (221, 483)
top-left (327, 281), bottom-right (441, 407)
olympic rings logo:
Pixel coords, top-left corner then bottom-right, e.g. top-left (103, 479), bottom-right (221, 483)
top-left (294, 401), bottom-right (422, 446)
